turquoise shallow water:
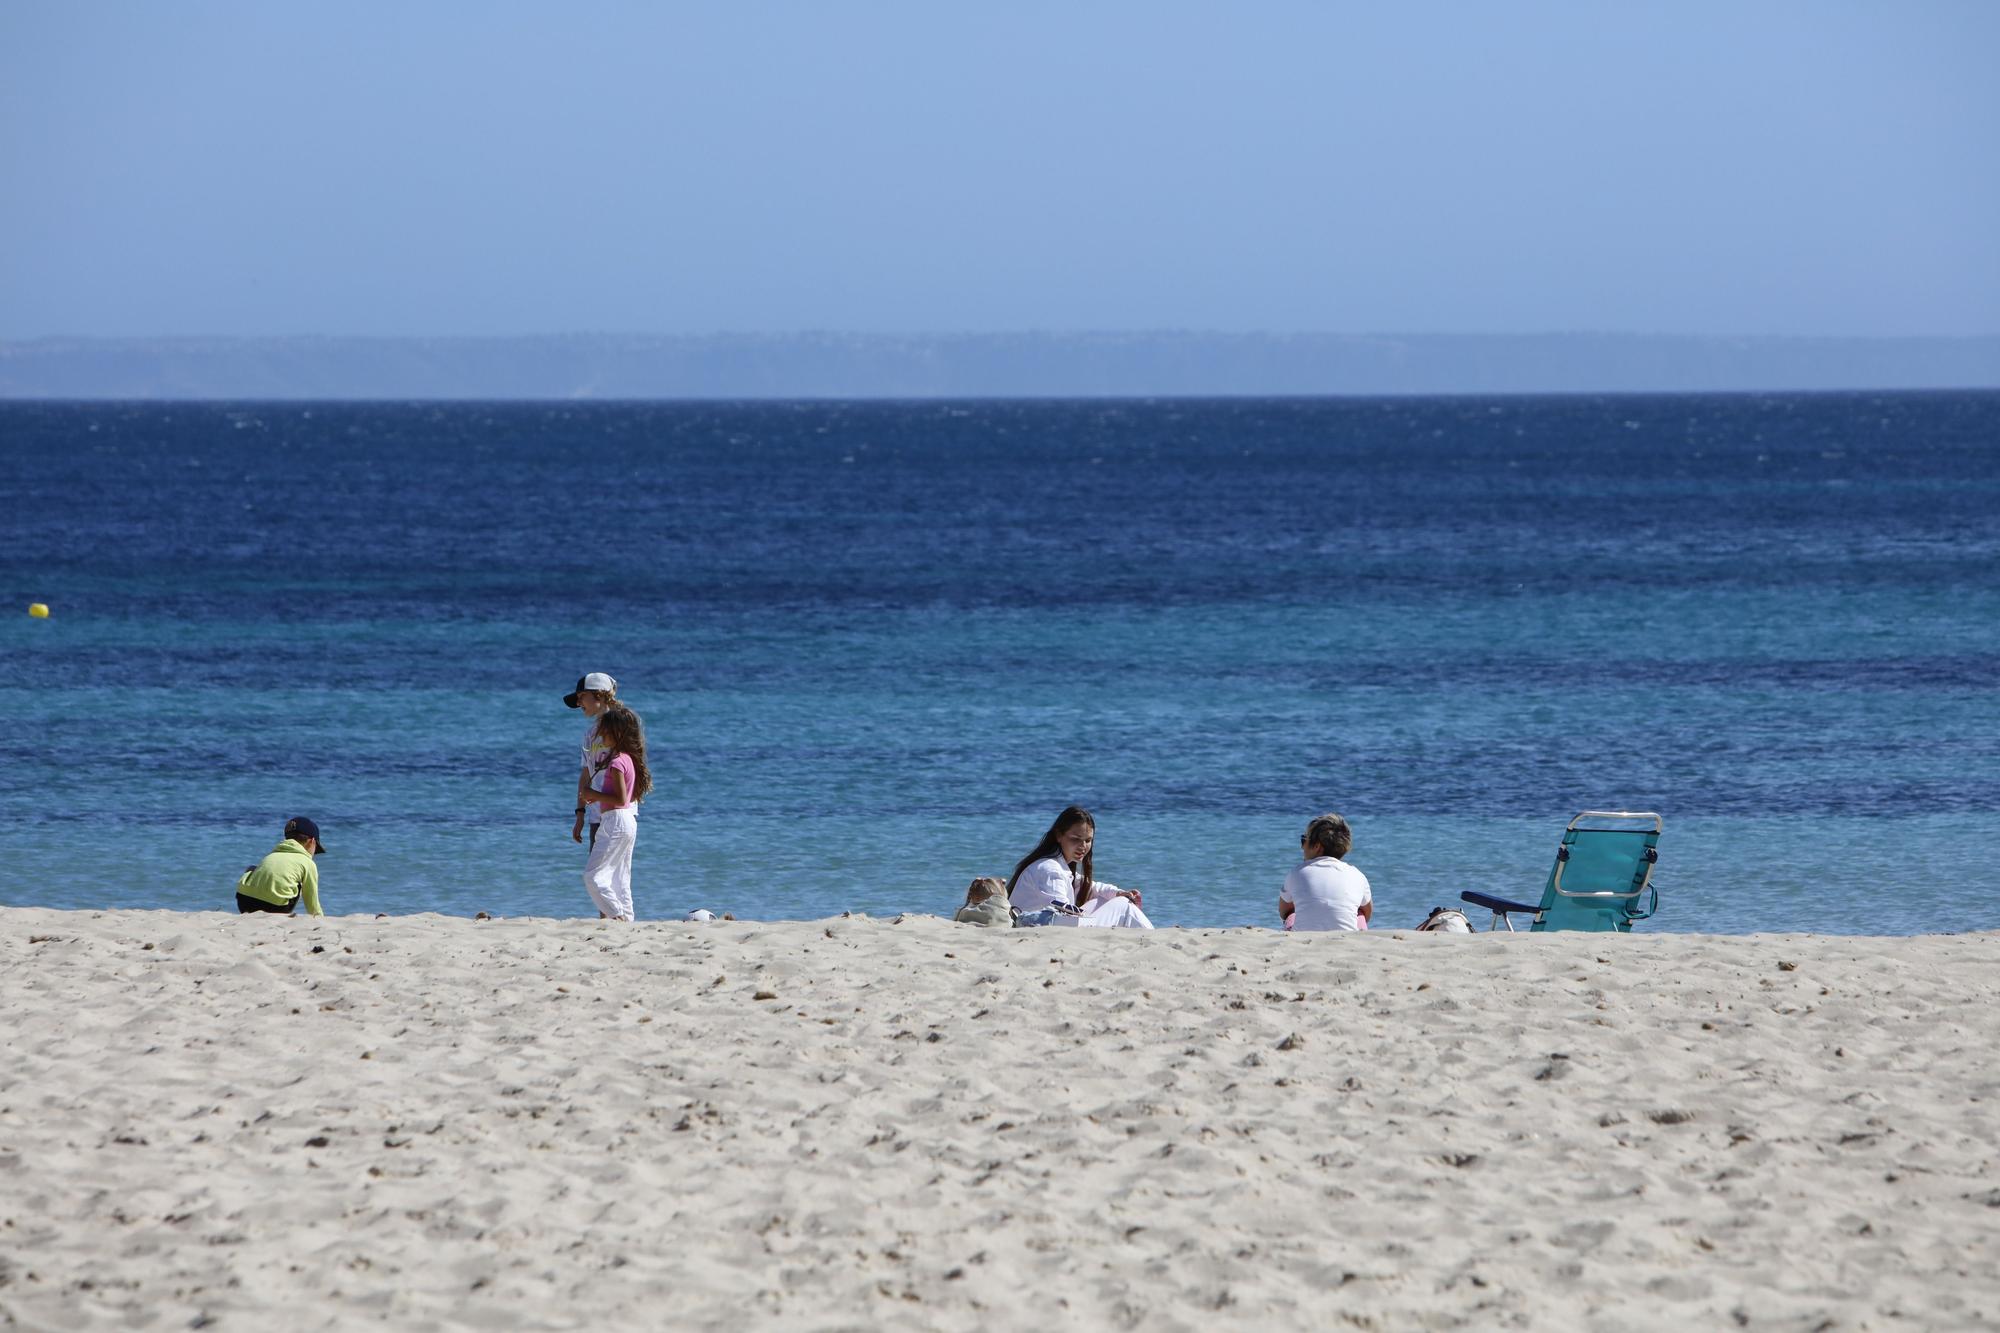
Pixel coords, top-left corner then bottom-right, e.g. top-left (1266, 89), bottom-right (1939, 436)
top-left (2, 395), bottom-right (1996, 931)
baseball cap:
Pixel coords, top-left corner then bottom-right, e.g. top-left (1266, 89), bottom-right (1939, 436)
top-left (562, 672), bottom-right (618, 708)
top-left (284, 815), bottom-right (327, 852)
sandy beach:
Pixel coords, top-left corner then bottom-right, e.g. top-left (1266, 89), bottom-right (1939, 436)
top-left (2, 908), bottom-right (1997, 1330)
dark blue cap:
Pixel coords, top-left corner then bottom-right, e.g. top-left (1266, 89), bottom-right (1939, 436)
top-left (284, 816), bottom-right (326, 853)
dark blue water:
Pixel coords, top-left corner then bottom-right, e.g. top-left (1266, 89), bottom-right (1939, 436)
top-left (3, 394), bottom-right (1996, 931)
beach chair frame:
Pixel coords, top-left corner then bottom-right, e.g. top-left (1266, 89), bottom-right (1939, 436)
top-left (1462, 810), bottom-right (1662, 932)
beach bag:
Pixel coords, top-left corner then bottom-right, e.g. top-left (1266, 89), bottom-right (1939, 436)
top-left (1415, 906), bottom-right (1473, 933)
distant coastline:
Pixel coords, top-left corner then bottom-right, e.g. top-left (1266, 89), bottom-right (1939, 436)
top-left (4, 331), bottom-right (1999, 399)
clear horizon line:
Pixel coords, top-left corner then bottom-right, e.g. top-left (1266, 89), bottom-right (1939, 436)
top-left (8, 329), bottom-right (2000, 344)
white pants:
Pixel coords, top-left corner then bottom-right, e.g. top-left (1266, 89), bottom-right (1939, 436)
top-left (1079, 896), bottom-right (1154, 929)
top-left (583, 806), bottom-right (637, 921)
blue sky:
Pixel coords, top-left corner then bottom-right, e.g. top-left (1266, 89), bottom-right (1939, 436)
top-left (3, 1), bottom-right (1995, 338)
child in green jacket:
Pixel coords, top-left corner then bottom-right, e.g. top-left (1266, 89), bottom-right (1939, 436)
top-left (236, 816), bottom-right (327, 917)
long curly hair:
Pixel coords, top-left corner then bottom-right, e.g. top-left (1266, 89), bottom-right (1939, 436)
top-left (593, 704), bottom-right (654, 802)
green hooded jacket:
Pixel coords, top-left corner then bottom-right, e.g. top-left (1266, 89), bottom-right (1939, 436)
top-left (237, 838), bottom-right (323, 917)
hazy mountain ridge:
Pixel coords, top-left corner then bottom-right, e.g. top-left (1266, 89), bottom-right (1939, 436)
top-left (4, 332), bottom-right (1998, 398)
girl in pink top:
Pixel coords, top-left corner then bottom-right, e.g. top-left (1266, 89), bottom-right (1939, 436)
top-left (577, 704), bottom-right (653, 920)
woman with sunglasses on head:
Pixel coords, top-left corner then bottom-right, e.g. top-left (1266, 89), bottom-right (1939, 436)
top-left (1280, 812), bottom-right (1372, 931)
top-left (1005, 805), bottom-right (1153, 929)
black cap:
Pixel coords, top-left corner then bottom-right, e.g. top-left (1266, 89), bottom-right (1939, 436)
top-left (284, 816), bottom-right (326, 853)
top-left (562, 675), bottom-right (587, 709)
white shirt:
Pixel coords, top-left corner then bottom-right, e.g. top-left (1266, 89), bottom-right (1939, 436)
top-left (581, 721), bottom-right (608, 826)
top-left (1283, 856), bottom-right (1372, 932)
top-left (1009, 855), bottom-right (1122, 913)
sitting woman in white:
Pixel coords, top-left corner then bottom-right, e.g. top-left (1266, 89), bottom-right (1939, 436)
top-left (1280, 812), bottom-right (1373, 931)
top-left (1006, 805), bottom-right (1154, 929)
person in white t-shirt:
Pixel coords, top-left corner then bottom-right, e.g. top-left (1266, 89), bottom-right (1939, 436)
top-left (564, 672), bottom-right (618, 849)
top-left (1280, 812), bottom-right (1373, 932)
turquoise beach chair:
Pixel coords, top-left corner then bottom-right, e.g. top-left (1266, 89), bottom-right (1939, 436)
top-left (1461, 811), bottom-right (1662, 932)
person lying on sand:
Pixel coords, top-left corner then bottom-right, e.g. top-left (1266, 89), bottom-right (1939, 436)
top-left (1006, 806), bottom-right (1153, 929)
top-left (954, 877), bottom-right (1015, 927)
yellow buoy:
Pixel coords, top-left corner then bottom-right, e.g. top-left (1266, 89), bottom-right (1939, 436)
top-left (28, 603), bottom-right (49, 618)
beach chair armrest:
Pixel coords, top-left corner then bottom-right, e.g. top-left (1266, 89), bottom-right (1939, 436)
top-left (1628, 884), bottom-right (1660, 922)
top-left (1461, 890), bottom-right (1540, 915)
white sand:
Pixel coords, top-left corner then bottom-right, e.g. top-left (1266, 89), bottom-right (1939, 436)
top-left (2, 908), bottom-right (1997, 1330)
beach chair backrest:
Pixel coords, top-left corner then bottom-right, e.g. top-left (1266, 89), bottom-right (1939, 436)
top-left (1532, 811), bottom-right (1662, 932)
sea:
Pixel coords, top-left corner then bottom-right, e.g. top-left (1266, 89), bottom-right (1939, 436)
top-left (2, 393), bottom-right (1996, 933)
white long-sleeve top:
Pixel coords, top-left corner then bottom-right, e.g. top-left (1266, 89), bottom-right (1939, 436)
top-left (1008, 855), bottom-right (1119, 913)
